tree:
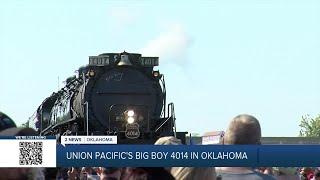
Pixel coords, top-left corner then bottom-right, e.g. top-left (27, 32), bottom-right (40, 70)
top-left (299, 114), bottom-right (320, 137)
top-left (19, 120), bottom-right (30, 128)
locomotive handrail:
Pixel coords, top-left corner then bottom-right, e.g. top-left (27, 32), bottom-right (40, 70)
top-left (155, 103), bottom-right (176, 138)
top-left (160, 75), bottom-right (166, 118)
top-left (154, 117), bottom-right (171, 133)
top-left (62, 129), bottom-right (72, 136)
top-left (70, 106), bottom-right (79, 119)
top-left (170, 103), bottom-right (177, 138)
top-left (84, 101), bottom-right (89, 136)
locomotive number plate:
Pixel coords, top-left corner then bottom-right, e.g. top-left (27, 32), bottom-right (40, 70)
top-left (140, 57), bottom-right (159, 66)
top-left (89, 56), bottom-right (110, 66)
top-left (125, 123), bottom-right (140, 139)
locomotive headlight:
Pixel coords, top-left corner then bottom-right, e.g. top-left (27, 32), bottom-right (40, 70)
top-left (153, 70), bottom-right (160, 77)
top-left (127, 110), bottom-right (134, 117)
top-left (125, 110), bottom-right (135, 124)
top-left (89, 70), bottom-right (95, 77)
top-left (127, 117), bottom-right (135, 124)
top-left (152, 70), bottom-right (162, 79)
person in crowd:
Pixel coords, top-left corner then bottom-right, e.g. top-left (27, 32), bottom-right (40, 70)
top-left (255, 167), bottom-right (272, 175)
top-left (81, 167), bottom-right (94, 175)
top-left (300, 167), bottom-right (315, 180)
top-left (262, 167), bottom-right (273, 175)
top-left (67, 167), bottom-right (82, 180)
top-left (154, 136), bottom-right (183, 173)
top-left (272, 167), bottom-right (299, 180)
top-left (96, 167), bottom-right (122, 180)
top-left (80, 167), bottom-right (100, 180)
top-left (121, 167), bottom-right (175, 180)
top-left (154, 136), bottom-right (182, 146)
top-left (314, 171), bottom-right (320, 180)
top-left (216, 114), bottom-right (276, 180)
top-left (171, 167), bottom-right (217, 180)
top-left (55, 168), bottom-right (70, 180)
top-left (155, 136), bottom-right (216, 180)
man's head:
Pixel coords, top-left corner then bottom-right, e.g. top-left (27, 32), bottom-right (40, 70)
top-left (154, 136), bottom-right (182, 145)
top-left (0, 111), bottom-right (17, 131)
top-left (171, 167), bottom-right (216, 180)
top-left (224, 114), bottom-right (261, 145)
top-left (98, 167), bottom-right (122, 180)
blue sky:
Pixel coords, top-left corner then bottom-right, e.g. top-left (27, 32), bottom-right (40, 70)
top-left (0, 1), bottom-right (319, 136)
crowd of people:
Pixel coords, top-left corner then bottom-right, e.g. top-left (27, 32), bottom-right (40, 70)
top-left (0, 111), bottom-right (319, 180)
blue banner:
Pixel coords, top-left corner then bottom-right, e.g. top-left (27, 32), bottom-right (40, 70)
top-left (56, 145), bottom-right (320, 167)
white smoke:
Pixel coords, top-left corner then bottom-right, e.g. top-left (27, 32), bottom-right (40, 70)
top-left (140, 24), bottom-right (193, 64)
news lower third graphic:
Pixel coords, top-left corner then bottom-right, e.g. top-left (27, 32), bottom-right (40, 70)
top-left (57, 144), bottom-right (320, 167)
top-left (1, 136), bottom-right (320, 167)
top-left (57, 144), bottom-right (255, 167)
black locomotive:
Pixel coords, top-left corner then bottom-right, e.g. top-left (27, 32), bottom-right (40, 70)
top-left (34, 52), bottom-right (186, 144)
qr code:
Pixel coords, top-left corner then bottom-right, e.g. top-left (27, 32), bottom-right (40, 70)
top-left (19, 142), bottom-right (43, 165)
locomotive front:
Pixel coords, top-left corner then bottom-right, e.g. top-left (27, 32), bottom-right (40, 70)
top-left (35, 52), bottom-right (182, 144)
top-left (74, 52), bottom-right (166, 143)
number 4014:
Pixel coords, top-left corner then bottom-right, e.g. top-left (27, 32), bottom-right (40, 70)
top-left (170, 152), bottom-right (188, 159)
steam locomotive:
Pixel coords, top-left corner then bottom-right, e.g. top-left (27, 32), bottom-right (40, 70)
top-left (33, 52), bottom-right (186, 144)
